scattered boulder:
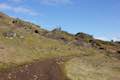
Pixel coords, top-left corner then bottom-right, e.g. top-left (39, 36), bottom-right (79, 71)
top-left (73, 39), bottom-right (91, 48)
top-left (3, 31), bottom-right (16, 39)
top-left (19, 35), bottom-right (24, 39)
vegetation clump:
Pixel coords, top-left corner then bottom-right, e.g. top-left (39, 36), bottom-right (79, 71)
top-left (75, 32), bottom-right (93, 43)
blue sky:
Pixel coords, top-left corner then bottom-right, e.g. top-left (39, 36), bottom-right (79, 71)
top-left (0, 0), bottom-right (120, 41)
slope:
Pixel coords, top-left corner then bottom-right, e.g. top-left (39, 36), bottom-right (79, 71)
top-left (0, 12), bottom-right (120, 80)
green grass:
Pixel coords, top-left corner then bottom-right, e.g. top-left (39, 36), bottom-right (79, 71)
top-left (0, 30), bottom-right (83, 69)
top-left (64, 53), bottom-right (120, 80)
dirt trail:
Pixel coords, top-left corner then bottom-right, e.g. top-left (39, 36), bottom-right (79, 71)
top-left (0, 59), bottom-right (67, 80)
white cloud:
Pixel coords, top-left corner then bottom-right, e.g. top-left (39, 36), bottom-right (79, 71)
top-left (94, 36), bottom-right (120, 41)
top-left (40, 0), bottom-right (72, 5)
top-left (94, 36), bottom-right (111, 41)
top-left (0, 3), bottom-right (39, 16)
top-left (13, 7), bottom-right (39, 16)
top-left (0, 3), bottom-right (11, 9)
top-left (112, 37), bottom-right (120, 41)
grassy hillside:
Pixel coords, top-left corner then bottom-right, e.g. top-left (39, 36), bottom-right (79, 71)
top-left (0, 12), bottom-right (120, 80)
top-left (0, 12), bottom-right (83, 69)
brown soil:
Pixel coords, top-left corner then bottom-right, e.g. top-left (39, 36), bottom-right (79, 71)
top-left (0, 59), bottom-right (67, 80)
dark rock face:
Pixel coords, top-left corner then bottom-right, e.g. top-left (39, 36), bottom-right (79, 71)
top-left (117, 50), bottom-right (120, 54)
top-left (99, 47), bottom-right (105, 50)
top-left (34, 30), bottom-right (39, 34)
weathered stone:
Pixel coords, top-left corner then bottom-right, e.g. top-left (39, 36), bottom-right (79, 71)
top-left (3, 31), bottom-right (16, 38)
